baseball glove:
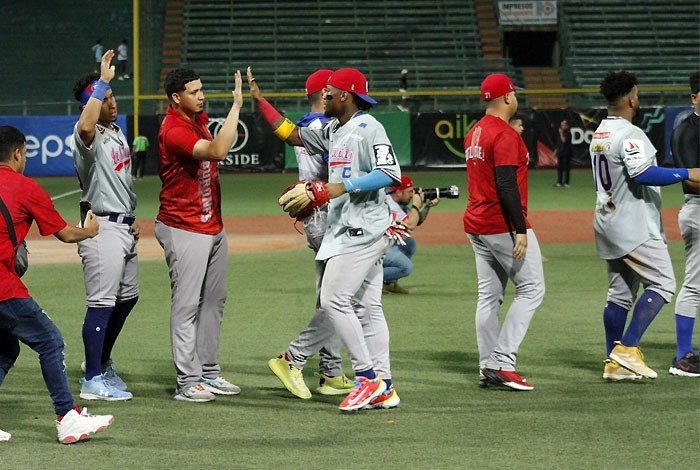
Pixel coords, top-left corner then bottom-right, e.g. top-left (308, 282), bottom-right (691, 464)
top-left (278, 180), bottom-right (330, 220)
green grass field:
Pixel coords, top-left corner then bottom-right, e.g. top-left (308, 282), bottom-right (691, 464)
top-left (1, 169), bottom-right (697, 468)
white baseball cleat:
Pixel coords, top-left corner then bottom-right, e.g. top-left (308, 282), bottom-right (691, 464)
top-left (55, 408), bottom-right (113, 444)
top-left (0, 428), bottom-right (11, 442)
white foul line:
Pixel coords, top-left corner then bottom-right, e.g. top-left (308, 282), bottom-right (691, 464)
top-left (50, 189), bottom-right (82, 201)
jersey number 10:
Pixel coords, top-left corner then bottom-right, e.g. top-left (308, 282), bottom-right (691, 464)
top-left (592, 153), bottom-right (612, 191)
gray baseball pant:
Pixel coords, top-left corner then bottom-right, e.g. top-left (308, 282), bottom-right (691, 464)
top-left (675, 197), bottom-right (700, 318)
top-left (468, 229), bottom-right (545, 371)
top-left (318, 237), bottom-right (390, 378)
top-left (155, 220), bottom-right (228, 389)
top-left (286, 221), bottom-right (344, 377)
top-left (606, 237), bottom-right (676, 308)
top-left (78, 216), bottom-right (139, 307)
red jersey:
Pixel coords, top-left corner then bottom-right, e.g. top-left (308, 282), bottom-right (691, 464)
top-left (0, 166), bottom-right (67, 301)
top-left (463, 114), bottom-right (531, 235)
top-left (157, 106), bottom-right (223, 234)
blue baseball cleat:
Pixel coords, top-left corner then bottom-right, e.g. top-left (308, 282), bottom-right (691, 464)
top-left (80, 374), bottom-right (133, 401)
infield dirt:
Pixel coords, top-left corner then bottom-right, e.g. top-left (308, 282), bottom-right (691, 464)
top-left (24, 208), bottom-right (681, 264)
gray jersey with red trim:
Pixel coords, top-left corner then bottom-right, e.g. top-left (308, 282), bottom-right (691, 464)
top-left (72, 122), bottom-right (136, 215)
top-left (294, 117), bottom-right (328, 182)
top-left (589, 117), bottom-right (662, 259)
top-left (294, 114), bottom-right (329, 242)
top-left (299, 112), bottom-right (400, 260)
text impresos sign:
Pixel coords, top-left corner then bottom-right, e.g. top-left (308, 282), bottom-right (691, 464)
top-left (498, 1), bottom-right (557, 25)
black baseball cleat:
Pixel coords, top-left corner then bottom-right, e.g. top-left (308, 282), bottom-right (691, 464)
top-left (669, 352), bottom-right (700, 377)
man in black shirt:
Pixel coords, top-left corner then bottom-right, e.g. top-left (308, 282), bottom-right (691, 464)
top-left (669, 71), bottom-right (700, 377)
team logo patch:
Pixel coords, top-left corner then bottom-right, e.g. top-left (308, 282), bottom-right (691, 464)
top-left (622, 138), bottom-right (646, 165)
top-left (623, 139), bottom-right (643, 155)
top-left (373, 144), bottom-right (396, 166)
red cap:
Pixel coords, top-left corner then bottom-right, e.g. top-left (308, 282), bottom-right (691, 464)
top-left (305, 69), bottom-right (333, 97)
top-left (327, 68), bottom-right (377, 104)
top-left (481, 73), bottom-right (516, 101)
top-left (389, 175), bottom-right (414, 192)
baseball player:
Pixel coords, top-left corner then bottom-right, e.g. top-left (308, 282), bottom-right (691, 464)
top-left (1, 125), bottom-right (114, 444)
top-left (589, 71), bottom-right (700, 381)
top-left (267, 69), bottom-right (355, 399)
top-left (464, 73), bottom-right (545, 391)
top-left (71, 50), bottom-right (137, 401)
top-left (156, 68), bottom-right (243, 402)
top-left (248, 66), bottom-right (402, 411)
top-left (669, 71), bottom-right (700, 377)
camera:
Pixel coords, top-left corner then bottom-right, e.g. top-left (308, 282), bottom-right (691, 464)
top-left (416, 185), bottom-right (460, 199)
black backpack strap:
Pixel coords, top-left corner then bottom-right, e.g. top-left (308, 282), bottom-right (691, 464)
top-left (0, 194), bottom-right (18, 247)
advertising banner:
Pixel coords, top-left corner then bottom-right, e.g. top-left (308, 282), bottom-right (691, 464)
top-left (209, 113), bottom-right (284, 172)
top-left (0, 115), bottom-right (127, 177)
top-left (498, 1), bottom-right (557, 25)
top-left (410, 112), bottom-right (483, 168)
top-left (530, 107), bottom-right (666, 168)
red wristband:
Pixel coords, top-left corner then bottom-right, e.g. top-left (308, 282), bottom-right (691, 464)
top-left (257, 97), bottom-right (283, 126)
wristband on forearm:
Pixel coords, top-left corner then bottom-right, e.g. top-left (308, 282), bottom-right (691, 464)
top-left (257, 97), bottom-right (296, 140)
top-left (91, 80), bottom-right (110, 102)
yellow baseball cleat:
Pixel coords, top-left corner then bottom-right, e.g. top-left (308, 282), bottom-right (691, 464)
top-left (609, 341), bottom-right (657, 379)
top-left (316, 374), bottom-right (354, 395)
top-left (268, 355), bottom-right (311, 399)
top-left (602, 359), bottom-right (643, 381)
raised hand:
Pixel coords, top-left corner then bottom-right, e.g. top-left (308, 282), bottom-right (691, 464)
top-left (247, 66), bottom-right (261, 101)
top-left (100, 50), bottom-right (116, 83)
top-left (232, 70), bottom-right (243, 108)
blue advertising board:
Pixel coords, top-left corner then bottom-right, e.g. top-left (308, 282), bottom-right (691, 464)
top-left (0, 115), bottom-right (127, 176)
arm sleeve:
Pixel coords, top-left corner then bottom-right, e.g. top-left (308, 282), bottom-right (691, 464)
top-left (633, 165), bottom-right (689, 186)
top-left (343, 169), bottom-right (395, 193)
top-left (495, 165), bottom-right (527, 234)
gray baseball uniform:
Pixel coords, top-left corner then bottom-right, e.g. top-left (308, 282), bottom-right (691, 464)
top-left (296, 112), bottom-right (400, 378)
top-left (285, 113), bottom-right (343, 377)
top-left (671, 112), bottom-right (700, 318)
top-left (468, 230), bottom-right (544, 370)
top-left (71, 122), bottom-right (138, 307)
top-left (590, 117), bottom-right (676, 303)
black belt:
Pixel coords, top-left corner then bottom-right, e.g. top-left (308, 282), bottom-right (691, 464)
top-left (106, 213), bottom-right (136, 225)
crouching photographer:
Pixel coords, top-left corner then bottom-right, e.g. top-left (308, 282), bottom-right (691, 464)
top-left (383, 175), bottom-right (442, 294)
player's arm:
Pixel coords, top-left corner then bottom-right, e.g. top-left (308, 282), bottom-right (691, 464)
top-left (495, 165), bottom-right (528, 260)
top-left (192, 70), bottom-right (243, 161)
top-left (76, 50), bottom-right (116, 146)
top-left (247, 67), bottom-right (303, 147)
top-left (325, 169), bottom-right (398, 200)
top-left (54, 210), bottom-right (99, 243)
top-left (632, 166), bottom-right (696, 186)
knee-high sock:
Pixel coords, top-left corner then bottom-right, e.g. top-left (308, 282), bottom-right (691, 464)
top-left (101, 297), bottom-right (138, 365)
top-left (675, 314), bottom-right (695, 360)
top-left (82, 307), bottom-right (112, 380)
top-left (603, 301), bottom-right (628, 355)
top-left (621, 290), bottom-right (666, 347)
